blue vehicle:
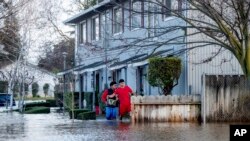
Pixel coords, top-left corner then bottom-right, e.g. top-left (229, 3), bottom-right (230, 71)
top-left (0, 93), bottom-right (16, 107)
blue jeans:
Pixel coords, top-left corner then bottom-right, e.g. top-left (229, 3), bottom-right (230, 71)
top-left (106, 107), bottom-right (118, 120)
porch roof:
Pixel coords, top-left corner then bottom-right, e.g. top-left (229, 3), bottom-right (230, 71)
top-left (109, 54), bottom-right (147, 68)
top-left (57, 64), bottom-right (85, 76)
top-left (74, 61), bottom-right (104, 72)
top-left (131, 49), bottom-right (173, 64)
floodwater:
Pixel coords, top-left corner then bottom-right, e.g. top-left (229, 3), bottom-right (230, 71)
top-left (0, 108), bottom-right (230, 141)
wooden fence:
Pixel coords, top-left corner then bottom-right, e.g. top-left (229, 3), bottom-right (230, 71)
top-left (131, 95), bottom-right (201, 122)
top-left (202, 75), bottom-right (250, 122)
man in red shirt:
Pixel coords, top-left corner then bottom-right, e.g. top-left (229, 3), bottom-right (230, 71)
top-left (115, 79), bottom-right (133, 120)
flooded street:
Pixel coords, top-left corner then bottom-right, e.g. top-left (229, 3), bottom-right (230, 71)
top-left (0, 108), bottom-right (230, 141)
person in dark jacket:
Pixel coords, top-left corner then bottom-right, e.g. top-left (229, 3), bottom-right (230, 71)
top-left (101, 81), bottom-right (119, 120)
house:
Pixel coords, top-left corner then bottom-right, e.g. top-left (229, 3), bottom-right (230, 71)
top-left (0, 62), bottom-right (58, 97)
top-left (60, 0), bottom-right (243, 109)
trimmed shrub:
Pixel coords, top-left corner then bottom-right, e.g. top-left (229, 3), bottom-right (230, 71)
top-left (43, 83), bottom-right (50, 97)
top-left (46, 99), bottom-right (57, 107)
top-left (32, 83), bottom-right (39, 97)
top-left (148, 57), bottom-right (182, 95)
top-left (24, 102), bottom-right (50, 108)
top-left (69, 109), bottom-right (90, 119)
top-left (77, 111), bottom-right (96, 120)
top-left (24, 106), bottom-right (50, 114)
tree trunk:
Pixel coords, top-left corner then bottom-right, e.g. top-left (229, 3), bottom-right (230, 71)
top-left (246, 47), bottom-right (250, 78)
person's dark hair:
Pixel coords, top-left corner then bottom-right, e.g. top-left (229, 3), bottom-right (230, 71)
top-left (110, 81), bottom-right (117, 87)
top-left (119, 79), bottom-right (125, 83)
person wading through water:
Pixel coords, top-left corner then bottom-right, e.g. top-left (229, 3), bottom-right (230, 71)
top-left (115, 79), bottom-right (134, 120)
top-left (101, 81), bottom-right (119, 120)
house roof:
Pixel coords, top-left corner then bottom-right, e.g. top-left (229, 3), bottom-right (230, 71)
top-left (64, 0), bottom-right (113, 24)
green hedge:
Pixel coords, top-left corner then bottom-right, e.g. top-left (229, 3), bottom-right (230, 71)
top-left (24, 102), bottom-right (50, 108)
top-left (69, 109), bottom-right (90, 119)
top-left (77, 111), bottom-right (96, 120)
top-left (24, 106), bottom-right (50, 114)
top-left (46, 99), bottom-right (57, 107)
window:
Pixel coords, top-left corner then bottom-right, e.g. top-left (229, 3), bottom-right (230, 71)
top-left (101, 10), bottom-right (110, 38)
top-left (163, 0), bottom-right (172, 18)
top-left (79, 22), bottom-right (87, 43)
top-left (92, 16), bottom-right (100, 41)
top-left (113, 7), bottom-right (122, 34)
top-left (131, 0), bottom-right (142, 29)
top-left (153, 4), bottom-right (160, 36)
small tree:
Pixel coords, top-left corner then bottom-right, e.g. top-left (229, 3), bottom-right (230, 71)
top-left (148, 57), bottom-right (181, 95)
top-left (43, 83), bottom-right (50, 97)
top-left (32, 82), bottom-right (39, 97)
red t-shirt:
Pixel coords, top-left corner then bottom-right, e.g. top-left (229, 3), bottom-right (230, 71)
top-left (115, 86), bottom-right (132, 105)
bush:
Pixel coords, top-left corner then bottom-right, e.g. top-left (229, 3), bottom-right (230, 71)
top-left (148, 57), bottom-right (181, 95)
top-left (24, 102), bottom-right (50, 108)
top-left (77, 111), bottom-right (96, 120)
top-left (46, 99), bottom-right (57, 107)
top-left (24, 106), bottom-right (50, 114)
top-left (32, 83), bottom-right (39, 97)
top-left (43, 83), bottom-right (50, 97)
top-left (69, 109), bottom-right (90, 119)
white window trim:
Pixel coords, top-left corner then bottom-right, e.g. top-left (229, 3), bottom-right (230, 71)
top-left (163, 16), bottom-right (176, 22)
top-left (91, 15), bottom-right (100, 41)
top-left (113, 6), bottom-right (123, 35)
top-left (131, 0), bottom-right (142, 30)
top-left (79, 20), bottom-right (87, 44)
top-left (163, 0), bottom-right (172, 20)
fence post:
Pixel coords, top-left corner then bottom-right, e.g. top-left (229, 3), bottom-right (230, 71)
top-left (202, 73), bottom-right (206, 124)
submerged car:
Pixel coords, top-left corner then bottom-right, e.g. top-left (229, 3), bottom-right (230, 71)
top-left (0, 93), bottom-right (16, 107)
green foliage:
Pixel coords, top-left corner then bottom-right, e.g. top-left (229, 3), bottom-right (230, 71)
top-left (0, 1), bottom-right (21, 68)
top-left (38, 39), bottom-right (75, 73)
top-left (77, 111), bottom-right (96, 120)
top-left (24, 102), bottom-right (50, 108)
top-left (46, 99), bottom-right (57, 107)
top-left (0, 81), bottom-right (8, 93)
top-left (43, 83), bottom-right (50, 97)
top-left (148, 57), bottom-right (182, 95)
top-left (32, 82), bottom-right (39, 97)
top-left (24, 106), bottom-right (50, 114)
top-left (69, 109), bottom-right (90, 119)
top-left (84, 0), bottom-right (97, 9)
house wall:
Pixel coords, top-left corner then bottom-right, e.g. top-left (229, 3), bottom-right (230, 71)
top-left (186, 3), bottom-right (243, 95)
top-left (73, 0), bottom-right (187, 95)
top-left (0, 63), bottom-right (58, 97)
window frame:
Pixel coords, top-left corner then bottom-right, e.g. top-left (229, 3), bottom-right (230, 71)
top-left (162, 0), bottom-right (172, 20)
top-left (131, 0), bottom-right (143, 30)
top-left (79, 21), bottom-right (87, 44)
top-left (113, 6), bottom-right (123, 35)
top-left (91, 15), bottom-right (100, 41)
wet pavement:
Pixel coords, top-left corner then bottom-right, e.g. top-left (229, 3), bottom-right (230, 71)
top-left (0, 108), bottom-right (231, 141)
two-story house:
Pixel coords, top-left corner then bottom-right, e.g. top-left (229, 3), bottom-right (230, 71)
top-left (60, 0), bottom-right (243, 109)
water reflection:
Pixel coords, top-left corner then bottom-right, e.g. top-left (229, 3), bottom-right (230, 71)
top-left (0, 108), bottom-right (232, 141)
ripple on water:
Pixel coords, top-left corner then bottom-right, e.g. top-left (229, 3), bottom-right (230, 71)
top-left (0, 111), bottom-right (230, 141)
